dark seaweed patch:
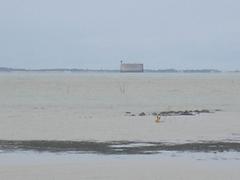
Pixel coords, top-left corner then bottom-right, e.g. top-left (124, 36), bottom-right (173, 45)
top-left (0, 140), bottom-right (239, 154)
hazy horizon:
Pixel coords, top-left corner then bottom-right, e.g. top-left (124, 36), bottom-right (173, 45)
top-left (0, 0), bottom-right (240, 71)
top-left (0, 66), bottom-right (233, 71)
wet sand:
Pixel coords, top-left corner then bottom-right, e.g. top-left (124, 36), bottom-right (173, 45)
top-left (1, 152), bottom-right (240, 180)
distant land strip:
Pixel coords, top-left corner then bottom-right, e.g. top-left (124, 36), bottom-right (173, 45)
top-left (1, 140), bottom-right (240, 154)
top-left (1, 67), bottom-right (239, 73)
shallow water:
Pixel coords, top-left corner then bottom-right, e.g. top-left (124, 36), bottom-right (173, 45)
top-left (0, 72), bottom-right (240, 142)
top-left (1, 150), bottom-right (240, 166)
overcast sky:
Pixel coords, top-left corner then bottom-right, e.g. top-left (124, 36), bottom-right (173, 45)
top-left (0, 0), bottom-right (240, 70)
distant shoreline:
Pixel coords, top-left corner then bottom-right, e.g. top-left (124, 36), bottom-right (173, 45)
top-left (1, 67), bottom-right (239, 73)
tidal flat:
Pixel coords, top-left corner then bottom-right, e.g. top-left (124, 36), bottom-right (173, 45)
top-left (0, 72), bottom-right (240, 179)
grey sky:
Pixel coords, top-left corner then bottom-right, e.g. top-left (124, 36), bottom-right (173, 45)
top-left (0, 0), bottom-right (240, 70)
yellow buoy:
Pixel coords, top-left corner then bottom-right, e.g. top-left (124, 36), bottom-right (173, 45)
top-left (155, 115), bottom-right (161, 123)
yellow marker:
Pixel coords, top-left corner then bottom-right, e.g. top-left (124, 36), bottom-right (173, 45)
top-left (155, 115), bottom-right (161, 123)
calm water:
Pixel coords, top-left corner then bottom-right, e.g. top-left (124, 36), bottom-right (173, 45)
top-left (1, 150), bottom-right (240, 166)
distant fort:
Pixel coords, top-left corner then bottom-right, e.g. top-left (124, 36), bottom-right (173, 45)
top-left (120, 61), bottom-right (144, 73)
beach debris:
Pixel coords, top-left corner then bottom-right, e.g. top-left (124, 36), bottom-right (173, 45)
top-left (125, 109), bottom-right (220, 117)
top-left (125, 112), bottom-right (136, 116)
top-left (152, 112), bottom-right (158, 116)
top-left (159, 109), bottom-right (215, 116)
top-left (180, 111), bottom-right (194, 116)
top-left (139, 112), bottom-right (146, 116)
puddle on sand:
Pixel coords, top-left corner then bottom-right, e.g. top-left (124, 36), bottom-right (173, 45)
top-left (110, 143), bottom-right (154, 148)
